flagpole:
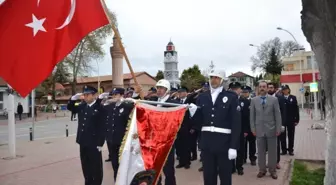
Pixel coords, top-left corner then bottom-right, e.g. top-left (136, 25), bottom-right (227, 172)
top-left (31, 89), bottom-right (35, 140)
top-left (100, 0), bottom-right (144, 99)
top-left (7, 85), bottom-right (16, 158)
top-left (123, 99), bottom-right (199, 108)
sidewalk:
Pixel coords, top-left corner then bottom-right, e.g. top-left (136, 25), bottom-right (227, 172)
top-left (0, 113), bottom-right (325, 185)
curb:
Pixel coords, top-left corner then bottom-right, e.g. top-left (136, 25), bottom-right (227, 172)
top-left (280, 158), bottom-right (293, 185)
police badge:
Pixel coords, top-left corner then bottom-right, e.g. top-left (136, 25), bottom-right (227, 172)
top-left (223, 96), bottom-right (228, 103)
top-left (130, 170), bottom-right (156, 185)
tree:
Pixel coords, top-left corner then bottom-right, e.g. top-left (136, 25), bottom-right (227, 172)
top-left (67, 11), bottom-right (117, 94)
top-left (251, 37), bottom-right (303, 72)
top-left (264, 48), bottom-right (284, 81)
top-left (302, 1), bottom-right (335, 184)
top-left (180, 65), bottom-right (206, 91)
top-left (258, 74), bottom-right (263, 80)
top-left (155, 70), bottom-right (164, 81)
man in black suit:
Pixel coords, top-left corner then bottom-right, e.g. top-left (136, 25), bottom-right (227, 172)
top-left (280, 85), bottom-right (300, 156)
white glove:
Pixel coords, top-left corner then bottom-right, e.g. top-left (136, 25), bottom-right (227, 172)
top-left (132, 93), bottom-right (139, 98)
top-left (98, 92), bottom-right (109, 99)
top-left (228, 149), bottom-right (237, 160)
top-left (71, 93), bottom-right (82, 100)
top-left (97, 146), bottom-right (102, 152)
top-left (281, 126), bottom-right (285, 132)
top-left (188, 103), bottom-right (198, 117)
top-left (124, 98), bottom-right (136, 103)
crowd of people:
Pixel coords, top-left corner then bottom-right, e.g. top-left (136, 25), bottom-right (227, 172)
top-left (67, 69), bottom-right (300, 185)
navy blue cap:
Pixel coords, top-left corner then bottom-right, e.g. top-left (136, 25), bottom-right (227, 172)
top-left (83, 85), bottom-right (97, 94)
top-left (178, 87), bottom-right (188, 92)
top-left (109, 87), bottom-right (125, 95)
top-left (229, 82), bottom-right (242, 89)
top-left (148, 87), bottom-right (157, 92)
top-left (202, 82), bottom-right (209, 88)
top-left (281, 85), bottom-right (290, 90)
top-left (241, 85), bottom-right (252, 93)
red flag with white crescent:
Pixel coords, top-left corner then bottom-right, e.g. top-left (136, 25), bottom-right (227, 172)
top-left (0, 0), bottom-right (109, 96)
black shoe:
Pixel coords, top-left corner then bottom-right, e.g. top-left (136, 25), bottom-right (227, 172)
top-left (243, 160), bottom-right (247, 164)
top-left (281, 152), bottom-right (287, 155)
top-left (289, 152), bottom-right (294, 156)
top-left (231, 169), bottom-right (236, 174)
top-left (176, 156), bottom-right (180, 160)
top-left (175, 164), bottom-right (184, 168)
top-left (198, 167), bottom-right (203, 172)
top-left (191, 156), bottom-right (197, 161)
top-left (184, 164), bottom-right (190, 169)
top-left (105, 158), bottom-right (111, 162)
top-left (237, 170), bottom-right (244, 175)
top-left (251, 161), bottom-right (256, 166)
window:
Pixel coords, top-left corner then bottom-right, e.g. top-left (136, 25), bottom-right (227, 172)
top-left (306, 56), bottom-right (312, 69)
top-left (0, 92), bottom-right (3, 110)
top-left (239, 77), bottom-right (245, 82)
top-left (285, 64), bottom-right (294, 71)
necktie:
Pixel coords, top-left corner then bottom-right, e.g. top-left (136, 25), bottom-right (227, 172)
top-left (261, 96), bottom-right (266, 105)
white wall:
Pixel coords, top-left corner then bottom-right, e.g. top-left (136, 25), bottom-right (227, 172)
top-left (0, 87), bottom-right (29, 113)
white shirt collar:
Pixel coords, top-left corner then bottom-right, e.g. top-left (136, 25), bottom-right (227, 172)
top-left (116, 98), bottom-right (124, 107)
top-left (157, 94), bottom-right (170, 106)
top-left (88, 100), bottom-right (96, 107)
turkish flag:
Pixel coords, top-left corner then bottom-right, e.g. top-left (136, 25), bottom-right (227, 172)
top-left (0, 0), bottom-right (109, 97)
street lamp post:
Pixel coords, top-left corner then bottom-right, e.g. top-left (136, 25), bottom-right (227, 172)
top-left (277, 27), bottom-right (305, 110)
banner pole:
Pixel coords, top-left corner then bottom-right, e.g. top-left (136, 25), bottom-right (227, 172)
top-left (100, 0), bottom-right (144, 99)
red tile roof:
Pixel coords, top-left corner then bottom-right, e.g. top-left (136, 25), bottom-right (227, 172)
top-left (229, 71), bottom-right (254, 78)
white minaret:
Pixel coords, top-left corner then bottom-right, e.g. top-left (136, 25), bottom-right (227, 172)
top-left (163, 40), bottom-right (180, 88)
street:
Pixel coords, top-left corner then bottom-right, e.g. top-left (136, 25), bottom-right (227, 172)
top-left (0, 117), bottom-right (77, 145)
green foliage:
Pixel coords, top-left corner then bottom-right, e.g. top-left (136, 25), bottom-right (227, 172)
top-left (180, 65), bottom-right (206, 91)
top-left (291, 160), bottom-right (325, 185)
top-left (263, 73), bottom-right (280, 85)
top-left (251, 37), bottom-right (304, 72)
top-left (155, 70), bottom-right (164, 81)
top-left (264, 48), bottom-right (284, 81)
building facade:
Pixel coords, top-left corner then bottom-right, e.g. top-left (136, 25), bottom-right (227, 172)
top-left (228, 71), bottom-right (255, 87)
top-left (163, 41), bottom-right (180, 88)
top-left (280, 50), bottom-right (320, 105)
top-left (0, 78), bottom-right (30, 115)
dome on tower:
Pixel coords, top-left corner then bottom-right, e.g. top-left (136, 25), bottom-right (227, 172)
top-left (167, 41), bottom-right (174, 46)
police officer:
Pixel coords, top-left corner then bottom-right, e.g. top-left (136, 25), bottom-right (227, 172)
top-left (175, 87), bottom-right (192, 169)
top-left (67, 86), bottom-right (105, 185)
top-left (104, 87), bottom-right (134, 181)
top-left (280, 85), bottom-right (300, 156)
top-left (242, 86), bottom-right (257, 166)
top-left (194, 70), bottom-right (241, 185)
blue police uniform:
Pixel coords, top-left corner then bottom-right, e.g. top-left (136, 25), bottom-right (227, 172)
top-left (241, 86), bottom-right (257, 165)
top-left (194, 85), bottom-right (241, 185)
top-left (280, 85), bottom-right (300, 155)
top-left (104, 87), bottom-right (134, 181)
top-left (67, 86), bottom-right (105, 185)
top-left (175, 88), bottom-right (192, 169)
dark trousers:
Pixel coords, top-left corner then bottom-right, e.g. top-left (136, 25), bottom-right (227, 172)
top-left (107, 142), bottom-right (120, 181)
top-left (157, 147), bottom-right (176, 185)
top-left (71, 112), bottom-right (77, 121)
top-left (79, 145), bottom-right (103, 185)
top-left (18, 113), bottom-right (22, 120)
top-left (277, 136), bottom-right (281, 163)
top-left (175, 132), bottom-right (191, 166)
top-left (233, 135), bottom-right (245, 171)
top-left (244, 133), bottom-right (256, 162)
top-left (203, 150), bottom-right (232, 185)
top-left (280, 124), bottom-right (295, 153)
top-left (190, 131), bottom-right (198, 159)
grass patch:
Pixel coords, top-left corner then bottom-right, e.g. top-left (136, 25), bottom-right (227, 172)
top-left (290, 160), bottom-right (325, 185)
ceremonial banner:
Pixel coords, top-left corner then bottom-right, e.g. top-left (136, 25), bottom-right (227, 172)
top-left (116, 103), bottom-right (187, 185)
top-left (0, 0), bottom-right (109, 97)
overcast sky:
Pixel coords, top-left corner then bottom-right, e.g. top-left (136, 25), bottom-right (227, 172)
top-left (100, 0), bottom-right (311, 78)
top-left (0, 0), bottom-right (310, 78)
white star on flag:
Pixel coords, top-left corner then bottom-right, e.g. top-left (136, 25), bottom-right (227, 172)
top-left (25, 14), bottom-right (47, 37)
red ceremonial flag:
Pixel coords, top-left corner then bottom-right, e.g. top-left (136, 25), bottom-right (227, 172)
top-left (116, 103), bottom-right (187, 185)
top-left (0, 0), bottom-right (109, 97)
